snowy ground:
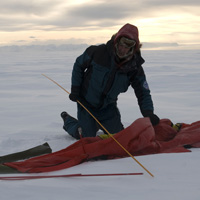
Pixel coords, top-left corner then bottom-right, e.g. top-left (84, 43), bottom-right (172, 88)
top-left (0, 47), bottom-right (200, 199)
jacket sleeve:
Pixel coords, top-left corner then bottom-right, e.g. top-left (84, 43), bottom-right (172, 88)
top-left (71, 47), bottom-right (92, 94)
top-left (131, 66), bottom-right (154, 115)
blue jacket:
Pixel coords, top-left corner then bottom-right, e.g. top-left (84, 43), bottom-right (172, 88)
top-left (71, 39), bottom-right (154, 115)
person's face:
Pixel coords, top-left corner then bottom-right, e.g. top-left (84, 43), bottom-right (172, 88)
top-left (115, 37), bottom-right (136, 59)
top-left (117, 43), bottom-right (131, 58)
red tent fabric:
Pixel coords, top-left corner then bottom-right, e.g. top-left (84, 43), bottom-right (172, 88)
top-left (4, 118), bottom-right (200, 173)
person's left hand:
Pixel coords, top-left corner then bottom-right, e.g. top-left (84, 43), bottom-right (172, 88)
top-left (142, 110), bottom-right (160, 126)
top-left (146, 113), bottom-right (160, 126)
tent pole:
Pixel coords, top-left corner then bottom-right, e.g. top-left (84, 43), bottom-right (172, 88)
top-left (42, 74), bottom-right (154, 177)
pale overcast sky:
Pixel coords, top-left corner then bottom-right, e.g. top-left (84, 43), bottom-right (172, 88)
top-left (0, 0), bottom-right (200, 49)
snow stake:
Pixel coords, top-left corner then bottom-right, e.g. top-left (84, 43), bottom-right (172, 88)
top-left (42, 74), bottom-right (154, 177)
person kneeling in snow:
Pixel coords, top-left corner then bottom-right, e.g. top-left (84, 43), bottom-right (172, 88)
top-left (61, 23), bottom-right (160, 139)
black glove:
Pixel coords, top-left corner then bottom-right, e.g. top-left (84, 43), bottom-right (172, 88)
top-left (142, 110), bottom-right (160, 126)
top-left (69, 86), bottom-right (80, 102)
top-left (69, 93), bottom-right (79, 102)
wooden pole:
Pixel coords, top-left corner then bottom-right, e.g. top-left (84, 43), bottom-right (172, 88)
top-left (42, 74), bottom-right (154, 177)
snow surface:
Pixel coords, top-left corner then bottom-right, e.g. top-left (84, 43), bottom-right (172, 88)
top-left (0, 47), bottom-right (200, 200)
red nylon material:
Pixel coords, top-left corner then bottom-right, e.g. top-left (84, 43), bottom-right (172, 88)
top-left (4, 118), bottom-right (200, 173)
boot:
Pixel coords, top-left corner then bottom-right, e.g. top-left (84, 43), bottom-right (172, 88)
top-left (60, 111), bottom-right (69, 122)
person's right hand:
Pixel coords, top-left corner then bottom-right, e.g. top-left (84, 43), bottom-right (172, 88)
top-left (69, 93), bottom-right (79, 102)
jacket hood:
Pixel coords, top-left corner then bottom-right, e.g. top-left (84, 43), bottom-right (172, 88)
top-left (114, 23), bottom-right (140, 51)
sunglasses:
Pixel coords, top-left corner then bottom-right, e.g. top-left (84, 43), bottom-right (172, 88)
top-left (118, 37), bottom-right (136, 48)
